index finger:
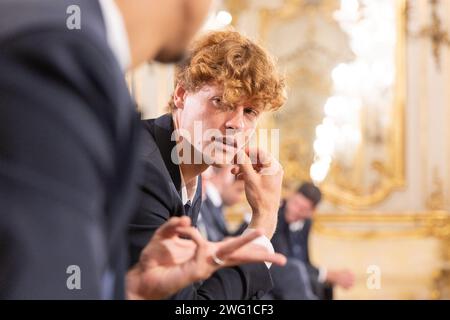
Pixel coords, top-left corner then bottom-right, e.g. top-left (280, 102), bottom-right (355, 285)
top-left (155, 216), bottom-right (192, 239)
top-left (234, 149), bottom-right (256, 178)
top-left (216, 229), bottom-right (264, 258)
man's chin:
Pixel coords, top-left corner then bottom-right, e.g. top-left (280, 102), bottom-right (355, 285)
top-left (210, 162), bottom-right (229, 169)
top-left (202, 155), bottom-right (231, 168)
top-left (203, 151), bottom-right (239, 167)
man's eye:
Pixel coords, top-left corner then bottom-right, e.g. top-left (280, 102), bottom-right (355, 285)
top-left (244, 108), bottom-right (259, 117)
top-left (212, 97), bottom-right (222, 105)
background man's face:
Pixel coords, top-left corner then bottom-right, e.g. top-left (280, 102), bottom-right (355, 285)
top-left (176, 84), bottom-right (259, 166)
top-left (285, 193), bottom-right (314, 223)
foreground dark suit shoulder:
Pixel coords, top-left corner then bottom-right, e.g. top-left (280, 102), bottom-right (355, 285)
top-left (129, 114), bottom-right (272, 300)
top-left (0, 0), bottom-right (142, 299)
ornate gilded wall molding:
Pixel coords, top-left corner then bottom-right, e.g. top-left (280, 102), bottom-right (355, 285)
top-left (312, 211), bottom-right (450, 239)
top-left (414, 0), bottom-right (450, 70)
top-left (224, 0), bottom-right (408, 209)
top-left (426, 168), bottom-right (446, 210)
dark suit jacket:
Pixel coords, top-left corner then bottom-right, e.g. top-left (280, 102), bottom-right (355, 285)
top-left (271, 204), bottom-right (315, 268)
top-left (200, 196), bottom-right (248, 242)
top-left (270, 203), bottom-right (333, 300)
top-left (0, 0), bottom-right (142, 299)
top-left (129, 114), bottom-right (273, 300)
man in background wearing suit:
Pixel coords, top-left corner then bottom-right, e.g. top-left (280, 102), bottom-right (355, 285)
top-left (129, 30), bottom-right (287, 300)
top-left (267, 183), bottom-right (355, 300)
top-left (0, 0), bottom-right (263, 299)
top-left (198, 167), bottom-right (249, 242)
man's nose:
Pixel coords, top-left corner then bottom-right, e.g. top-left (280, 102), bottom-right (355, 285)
top-left (225, 107), bottom-right (245, 131)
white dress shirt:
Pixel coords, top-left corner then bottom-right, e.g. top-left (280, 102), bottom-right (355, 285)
top-left (205, 184), bottom-right (222, 207)
top-left (180, 167), bottom-right (198, 206)
top-left (98, 0), bottom-right (131, 71)
top-left (289, 220), bottom-right (305, 232)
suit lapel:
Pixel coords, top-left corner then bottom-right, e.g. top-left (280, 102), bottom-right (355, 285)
top-left (152, 114), bottom-right (182, 193)
top-left (146, 114), bottom-right (203, 223)
top-left (279, 203), bottom-right (296, 257)
top-left (189, 177), bottom-right (202, 226)
top-left (145, 114), bottom-right (183, 205)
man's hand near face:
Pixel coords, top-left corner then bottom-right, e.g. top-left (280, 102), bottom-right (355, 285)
top-left (231, 148), bottom-right (284, 240)
top-left (126, 216), bottom-right (286, 300)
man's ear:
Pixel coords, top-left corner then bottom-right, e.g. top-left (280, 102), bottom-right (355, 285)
top-left (173, 84), bottom-right (187, 110)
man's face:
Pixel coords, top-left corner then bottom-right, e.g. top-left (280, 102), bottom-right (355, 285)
top-left (285, 193), bottom-right (314, 223)
top-left (173, 84), bottom-right (260, 166)
top-left (155, 0), bottom-right (212, 63)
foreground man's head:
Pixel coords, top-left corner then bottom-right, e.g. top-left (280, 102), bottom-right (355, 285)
top-left (115, 0), bottom-right (212, 67)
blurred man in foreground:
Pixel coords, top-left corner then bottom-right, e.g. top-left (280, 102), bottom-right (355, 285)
top-left (0, 0), bottom-right (285, 299)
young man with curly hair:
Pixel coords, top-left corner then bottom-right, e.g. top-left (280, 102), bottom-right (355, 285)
top-left (128, 30), bottom-right (287, 300)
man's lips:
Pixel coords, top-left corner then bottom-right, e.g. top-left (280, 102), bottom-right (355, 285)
top-left (216, 136), bottom-right (246, 148)
top-left (211, 136), bottom-right (232, 146)
top-left (213, 140), bottom-right (237, 152)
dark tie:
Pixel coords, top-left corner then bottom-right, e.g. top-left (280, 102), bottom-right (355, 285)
top-left (184, 200), bottom-right (192, 217)
top-left (289, 230), bottom-right (305, 262)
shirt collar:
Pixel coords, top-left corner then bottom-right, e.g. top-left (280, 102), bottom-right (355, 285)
top-left (180, 166), bottom-right (199, 206)
top-left (289, 220), bottom-right (305, 232)
top-left (172, 114), bottom-right (199, 206)
top-left (98, 0), bottom-right (131, 71)
top-left (205, 184), bottom-right (223, 208)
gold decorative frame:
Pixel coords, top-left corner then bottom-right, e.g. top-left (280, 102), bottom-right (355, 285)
top-left (311, 210), bottom-right (450, 299)
top-left (226, 0), bottom-right (408, 209)
top-left (312, 211), bottom-right (450, 239)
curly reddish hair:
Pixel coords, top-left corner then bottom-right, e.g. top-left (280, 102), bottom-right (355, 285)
top-left (168, 30), bottom-right (286, 112)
